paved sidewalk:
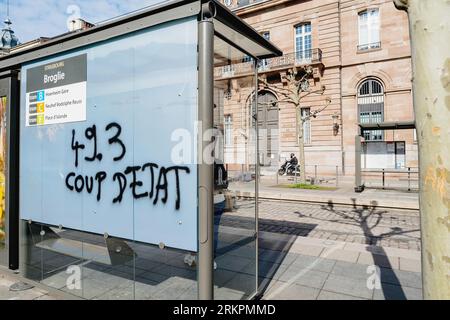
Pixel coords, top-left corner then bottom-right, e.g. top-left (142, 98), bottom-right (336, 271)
top-left (0, 268), bottom-right (74, 300)
top-left (259, 250), bottom-right (423, 300)
top-left (219, 198), bottom-right (422, 300)
top-left (230, 181), bottom-right (419, 210)
top-left (214, 224), bottom-right (422, 300)
top-left (1, 199), bottom-right (421, 300)
top-left (220, 199), bottom-right (422, 300)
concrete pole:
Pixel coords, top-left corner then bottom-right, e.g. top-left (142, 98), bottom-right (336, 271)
top-left (394, 0), bottom-right (450, 299)
top-left (354, 135), bottom-right (364, 192)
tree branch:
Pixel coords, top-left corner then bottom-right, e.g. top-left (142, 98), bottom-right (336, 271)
top-left (301, 96), bottom-right (332, 122)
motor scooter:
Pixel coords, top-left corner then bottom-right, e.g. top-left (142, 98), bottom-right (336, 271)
top-left (278, 160), bottom-right (300, 176)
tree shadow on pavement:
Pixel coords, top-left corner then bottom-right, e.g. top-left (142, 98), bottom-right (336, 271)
top-left (318, 199), bottom-right (409, 300)
top-left (217, 213), bottom-right (317, 297)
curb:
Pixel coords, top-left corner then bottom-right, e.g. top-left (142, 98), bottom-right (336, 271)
top-left (232, 190), bottom-right (420, 210)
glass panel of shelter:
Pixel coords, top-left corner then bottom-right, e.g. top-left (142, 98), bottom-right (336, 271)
top-left (213, 35), bottom-right (258, 299)
top-left (19, 17), bottom-right (199, 300)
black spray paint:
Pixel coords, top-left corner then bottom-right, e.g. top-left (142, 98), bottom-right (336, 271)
top-left (66, 122), bottom-right (190, 210)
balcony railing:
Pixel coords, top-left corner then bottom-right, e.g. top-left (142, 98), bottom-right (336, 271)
top-left (357, 42), bottom-right (381, 51)
top-left (215, 48), bottom-right (322, 79)
top-left (233, 0), bottom-right (265, 9)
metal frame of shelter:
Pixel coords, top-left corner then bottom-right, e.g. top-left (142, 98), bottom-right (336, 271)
top-left (355, 120), bottom-right (416, 192)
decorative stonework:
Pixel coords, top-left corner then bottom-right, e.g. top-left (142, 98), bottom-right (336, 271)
top-left (0, 18), bottom-right (19, 49)
top-left (393, 0), bottom-right (409, 11)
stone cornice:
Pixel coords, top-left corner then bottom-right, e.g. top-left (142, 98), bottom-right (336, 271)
top-left (233, 0), bottom-right (293, 16)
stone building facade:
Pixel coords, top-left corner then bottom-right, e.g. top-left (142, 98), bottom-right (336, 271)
top-left (215, 0), bottom-right (417, 178)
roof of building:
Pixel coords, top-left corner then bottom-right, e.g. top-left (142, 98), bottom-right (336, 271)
top-left (0, 0), bottom-right (281, 72)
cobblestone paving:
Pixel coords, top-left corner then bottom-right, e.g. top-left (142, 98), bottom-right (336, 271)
top-left (221, 199), bottom-right (421, 251)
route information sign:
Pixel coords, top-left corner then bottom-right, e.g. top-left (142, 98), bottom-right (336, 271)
top-left (25, 54), bottom-right (87, 126)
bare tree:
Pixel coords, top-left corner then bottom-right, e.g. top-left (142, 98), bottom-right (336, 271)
top-left (259, 66), bottom-right (331, 184)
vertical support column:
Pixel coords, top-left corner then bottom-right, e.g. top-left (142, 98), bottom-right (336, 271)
top-left (197, 3), bottom-right (215, 300)
top-left (5, 71), bottom-right (20, 270)
top-left (354, 135), bottom-right (364, 192)
top-left (408, 167), bottom-right (411, 192)
top-left (254, 59), bottom-right (259, 296)
top-left (394, 0), bottom-right (450, 299)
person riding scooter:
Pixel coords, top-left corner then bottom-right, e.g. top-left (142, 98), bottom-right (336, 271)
top-left (288, 153), bottom-right (298, 167)
top-left (278, 153), bottom-right (299, 176)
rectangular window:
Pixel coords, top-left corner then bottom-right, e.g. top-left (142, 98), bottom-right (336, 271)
top-left (258, 32), bottom-right (270, 70)
top-left (301, 107), bottom-right (311, 144)
top-left (237, 0), bottom-right (250, 7)
top-left (359, 104), bottom-right (384, 141)
top-left (242, 55), bottom-right (252, 63)
top-left (222, 64), bottom-right (234, 77)
top-left (358, 9), bottom-right (380, 50)
top-left (295, 23), bottom-right (312, 63)
top-left (224, 114), bottom-right (233, 146)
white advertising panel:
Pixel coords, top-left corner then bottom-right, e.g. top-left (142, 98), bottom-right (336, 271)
top-left (19, 17), bottom-right (199, 251)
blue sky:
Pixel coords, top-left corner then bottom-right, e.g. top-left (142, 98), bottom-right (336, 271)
top-left (1, 0), bottom-right (168, 43)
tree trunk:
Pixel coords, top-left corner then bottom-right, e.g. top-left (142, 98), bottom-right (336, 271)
top-left (394, 0), bottom-right (450, 299)
top-left (296, 106), bottom-right (306, 183)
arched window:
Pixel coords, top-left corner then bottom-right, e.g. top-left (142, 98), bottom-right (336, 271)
top-left (358, 79), bottom-right (384, 141)
top-left (359, 78), bottom-right (383, 96)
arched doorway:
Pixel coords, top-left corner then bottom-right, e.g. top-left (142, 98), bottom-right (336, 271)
top-left (256, 90), bottom-right (279, 167)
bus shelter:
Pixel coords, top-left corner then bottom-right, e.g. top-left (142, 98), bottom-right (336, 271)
top-left (0, 0), bottom-right (281, 299)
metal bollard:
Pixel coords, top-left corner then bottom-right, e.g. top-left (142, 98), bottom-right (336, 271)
top-left (382, 169), bottom-right (385, 189)
top-left (408, 167), bottom-right (411, 192)
top-left (336, 166), bottom-right (338, 187)
top-left (276, 162), bottom-right (279, 186)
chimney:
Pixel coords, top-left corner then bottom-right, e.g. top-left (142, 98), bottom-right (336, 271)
top-left (68, 18), bottom-right (95, 32)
